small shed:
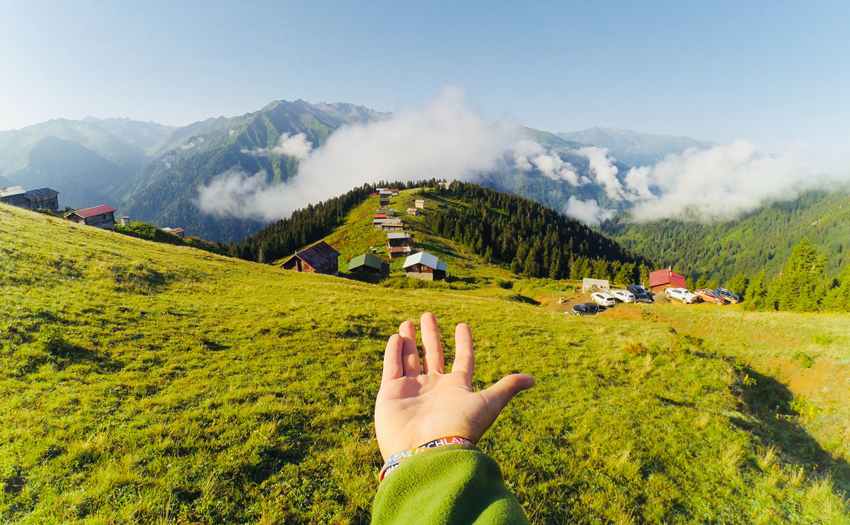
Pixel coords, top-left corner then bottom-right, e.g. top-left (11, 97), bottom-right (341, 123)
top-left (414, 200), bottom-right (425, 209)
top-left (23, 188), bottom-right (59, 211)
top-left (0, 186), bottom-right (27, 207)
top-left (649, 268), bottom-right (687, 293)
top-left (582, 278), bottom-right (610, 293)
top-left (348, 253), bottom-right (390, 274)
top-left (64, 205), bottom-right (117, 230)
top-left (407, 208), bottom-right (419, 216)
top-left (280, 241), bottom-right (340, 275)
top-left (379, 196), bottom-right (391, 207)
top-left (403, 252), bottom-right (446, 281)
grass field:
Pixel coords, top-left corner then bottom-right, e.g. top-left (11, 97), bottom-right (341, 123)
top-left (1, 203), bottom-right (849, 524)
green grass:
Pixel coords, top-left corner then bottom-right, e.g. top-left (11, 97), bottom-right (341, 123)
top-left (1, 204), bottom-right (849, 524)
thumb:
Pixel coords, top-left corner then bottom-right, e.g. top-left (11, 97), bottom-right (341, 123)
top-left (480, 374), bottom-right (535, 415)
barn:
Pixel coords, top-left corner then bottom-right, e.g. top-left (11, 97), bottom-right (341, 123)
top-left (348, 253), bottom-right (390, 274)
top-left (280, 241), bottom-right (340, 275)
top-left (64, 205), bottom-right (117, 230)
top-left (403, 252), bottom-right (447, 281)
top-left (0, 186), bottom-right (27, 207)
top-left (649, 268), bottom-right (687, 293)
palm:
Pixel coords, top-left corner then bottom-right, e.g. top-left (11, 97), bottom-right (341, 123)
top-left (375, 313), bottom-right (534, 461)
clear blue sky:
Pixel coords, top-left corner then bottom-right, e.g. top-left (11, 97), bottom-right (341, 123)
top-left (1, 0), bottom-right (848, 143)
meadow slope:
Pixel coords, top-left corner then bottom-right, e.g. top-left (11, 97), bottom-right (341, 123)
top-left (1, 204), bottom-right (848, 524)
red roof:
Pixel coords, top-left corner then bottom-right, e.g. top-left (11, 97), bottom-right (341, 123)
top-left (69, 205), bottom-right (116, 219)
top-left (649, 269), bottom-right (687, 288)
top-left (373, 213), bottom-right (387, 218)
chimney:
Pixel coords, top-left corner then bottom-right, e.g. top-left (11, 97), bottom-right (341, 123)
top-left (120, 216), bottom-right (130, 226)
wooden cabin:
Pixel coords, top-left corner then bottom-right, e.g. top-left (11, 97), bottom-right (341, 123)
top-left (348, 253), bottom-right (389, 274)
top-left (387, 232), bottom-right (415, 258)
top-left (649, 268), bottom-right (687, 293)
top-left (64, 205), bottom-right (117, 230)
top-left (280, 241), bottom-right (340, 276)
top-left (380, 221), bottom-right (404, 232)
top-left (0, 186), bottom-right (27, 207)
top-left (414, 200), bottom-right (425, 209)
top-left (23, 188), bottom-right (59, 211)
top-left (407, 208), bottom-right (419, 216)
top-left (403, 252), bottom-right (447, 281)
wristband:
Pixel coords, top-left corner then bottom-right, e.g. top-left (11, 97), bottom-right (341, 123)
top-left (379, 436), bottom-right (473, 482)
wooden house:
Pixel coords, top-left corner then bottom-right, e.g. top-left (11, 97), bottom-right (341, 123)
top-left (380, 221), bottom-right (404, 232)
top-left (387, 232), bottom-right (415, 258)
top-left (403, 252), bottom-right (447, 281)
top-left (414, 199), bottom-right (425, 209)
top-left (163, 227), bottom-right (186, 238)
top-left (407, 208), bottom-right (419, 216)
top-left (280, 241), bottom-right (340, 275)
top-left (0, 186), bottom-right (27, 207)
top-left (649, 268), bottom-right (687, 293)
top-left (23, 188), bottom-right (59, 211)
top-left (373, 218), bottom-right (396, 230)
top-left (348, 253), bottom-right (389, 274)
top-left (64, 205), bottom-right (117, 230)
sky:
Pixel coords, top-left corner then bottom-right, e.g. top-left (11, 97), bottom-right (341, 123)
top-left (1, 0), bottom-right (849, 143)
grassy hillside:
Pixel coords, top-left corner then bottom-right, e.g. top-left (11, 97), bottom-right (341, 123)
top-left (1, 204), bottom-right (849, 524)
top-left (601, 189), bottom-right (850, 284)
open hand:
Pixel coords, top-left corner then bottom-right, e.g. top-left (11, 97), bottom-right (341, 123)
top-left (375, 312), bottom-right (535, 461)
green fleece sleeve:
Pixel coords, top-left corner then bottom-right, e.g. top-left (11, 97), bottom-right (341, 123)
top-left (371, 444), bottom-right (530, 525)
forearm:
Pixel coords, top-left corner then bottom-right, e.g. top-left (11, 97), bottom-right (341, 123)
top-left (372, 444), bottom-right (530, 525)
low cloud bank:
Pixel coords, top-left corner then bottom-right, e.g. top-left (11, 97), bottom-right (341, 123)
top-left (199, 86), bottom-right (523, 222)
top-left (198, 86), bottom-right (849, 225)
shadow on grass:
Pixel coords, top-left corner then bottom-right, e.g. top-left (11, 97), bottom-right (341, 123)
top-left (681, 334), bottom-right (850, 500)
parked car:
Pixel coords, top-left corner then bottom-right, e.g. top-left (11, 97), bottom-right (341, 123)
top-left (665, 287), bottom-right (698, 304)
top-left (627, 284), bottom-right (654, 303)
top-left (591, 292), bottom-right (616, 307)
top-left (715, 288), bottom-right (741, 304)
top-left (694, 289), bottom-right (728, 305)
top-left (611, 289), bottom-right (635, 303)
top-left (571, 302), bottom-right (602, 316)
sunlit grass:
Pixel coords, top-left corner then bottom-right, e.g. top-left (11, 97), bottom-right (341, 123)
top-left (1, 204), bottom-right (848, 524)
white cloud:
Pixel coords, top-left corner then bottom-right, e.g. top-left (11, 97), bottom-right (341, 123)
top-left (180, 141), bottom-right (196, 150)
top-left (564, 196), bottom-right (616, 225)
top-left (228, 129), bottom-right (236, 137)
top-left (198, 86), bottom-right (523, 222)
top-left (578, 146), bottom-right (629, 200)
top-left (511, 140), bottom-right (586, 186)
top-left (273, 132), bottom-right (312, 160)
top-left (627, 140), bottom-right (832, 221)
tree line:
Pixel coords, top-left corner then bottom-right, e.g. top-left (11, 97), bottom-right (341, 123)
top-left (727, 238), bottom-right (850, 312)
top-left (422, 181), bottom-right (652, 281)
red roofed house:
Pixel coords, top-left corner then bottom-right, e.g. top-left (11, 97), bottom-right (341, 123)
top-left (279, 241), bottom-right (340, 276)
top-left (64, 205), bottom-right (117, 230)
top-left (373, 213), bottom-right (387, 219)
top-left (649, 268), bottom-right (688, 293)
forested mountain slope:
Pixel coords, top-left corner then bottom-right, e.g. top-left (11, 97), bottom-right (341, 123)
top-left (119, 100), bottom-right (391, 242)
top-left (600, 189), bottom-right (850, 283)
top-left (2, 203), bottom-right (848, 523)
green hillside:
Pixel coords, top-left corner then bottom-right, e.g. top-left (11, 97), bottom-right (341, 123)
top-left (237, 181), bottom-right (650, 285)
top-left (600, 189), bottom-right (850, 285)
top-left (2, 203), bottom-right (849, 523)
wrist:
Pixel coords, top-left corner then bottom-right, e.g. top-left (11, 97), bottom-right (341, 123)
top-left (379, 436), bottom-right (473, 482)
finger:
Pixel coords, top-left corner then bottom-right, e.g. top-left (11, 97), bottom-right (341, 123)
top-left (451, 323), bottom-right (474, 380)
top-left (479, 374), bottom-right (535, 418)
top-left (399, 321), bottom-right (420, 377)
top-left (420, 312), bottom-right (444, 374)
top-left (382, 334), bottom-right (404, 384)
